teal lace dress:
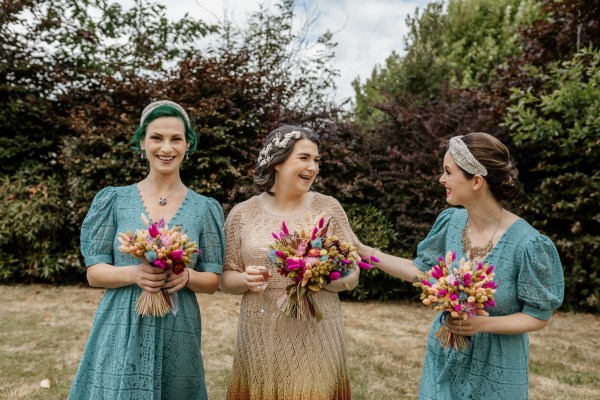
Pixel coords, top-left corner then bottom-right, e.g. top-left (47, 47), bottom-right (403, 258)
top-left (414, 208), bottom-right (564, 400)
top-left (68, 185), bottom-right (225, 400)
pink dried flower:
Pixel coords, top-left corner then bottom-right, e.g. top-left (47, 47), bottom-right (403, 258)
top-left (281, 221), bottom-right (289, 235)
top-left (148, 223), bottom-right (159, 238)
top-left (358, 261), bottom-right (373, 270)
top-left (421, 279), bottom-right (432, 287)
top-left (170, 249), bottom-right (184, 261)
top-left (275, 250), bottom-right (286, 259)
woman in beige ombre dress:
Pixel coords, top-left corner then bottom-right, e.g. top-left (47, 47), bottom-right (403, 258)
top-left (220, 125), bottom-right (360, 400)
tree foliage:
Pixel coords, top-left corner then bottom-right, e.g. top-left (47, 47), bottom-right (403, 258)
top-left (1, 0), bottom-right (599, 312)
top-left (0, 0), bottom-right (341, 281)
top-left (344, 0), bottom-right (600, 310)
top-left (353, 0), bottom-right (539, 128)
top-left (504, 47), bottom-right (600, 310)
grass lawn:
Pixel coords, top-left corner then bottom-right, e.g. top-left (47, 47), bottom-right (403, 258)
top-left (1, 285), bottom-right (599, 399)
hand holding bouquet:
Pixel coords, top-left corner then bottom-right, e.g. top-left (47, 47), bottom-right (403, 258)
top-left (117, 214), bottom-right (199, 317)
top-left (413, 251), bottom-right (498, 350)
top-left (269, 212), bottom-right (374, 322)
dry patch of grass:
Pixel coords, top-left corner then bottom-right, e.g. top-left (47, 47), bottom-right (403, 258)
top-left (1, 285), bottom-right (599, 400)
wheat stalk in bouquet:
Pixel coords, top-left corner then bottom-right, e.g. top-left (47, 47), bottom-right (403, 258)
top-left (117, 214), bottom-right (199, 317)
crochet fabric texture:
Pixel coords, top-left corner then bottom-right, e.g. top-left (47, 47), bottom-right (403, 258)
top-left (414, 208), bottom-right (564, 400)
top-left (224, 193), bottom-right (353, 400)
top-left (69, 185), bottom-right (225, 400)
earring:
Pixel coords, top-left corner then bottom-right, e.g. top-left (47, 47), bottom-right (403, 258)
top-left (140, 151), bottom-right (145, 160)
top-left (186, 153), bottom-right (189, 161)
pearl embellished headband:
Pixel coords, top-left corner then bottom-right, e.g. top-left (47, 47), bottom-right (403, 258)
top-left (140, 100), bottom-right (190, 127)
top-left (257, 130), bottom-right (302, 167)
top-left (448, 135), bottom-right (488, 176)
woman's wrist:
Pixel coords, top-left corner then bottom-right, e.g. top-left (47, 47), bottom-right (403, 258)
top-left (369, 246), bottom-right (381, 260)
top-left (125, 265), bottom-right (138, 286)
top-left (184, 267), bottom-right (191, 287)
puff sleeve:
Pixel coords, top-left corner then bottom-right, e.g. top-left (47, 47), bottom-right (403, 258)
top-left (80, 187), bottom-right (118, 267)
top-left (223, 203), bottom-right (244, 272)
top-left (413, 208), bottom-right (457, 273)
top-left (517, 234), bottom-right (565, 320)
top-left (197, 198), bottom-right (225, 274)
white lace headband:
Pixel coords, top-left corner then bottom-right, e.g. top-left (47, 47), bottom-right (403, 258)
top-left (448, 135), bottom-right (488, 176)
top-left (257, 130), bottom-right (302, 167)
top-left (140, 100), bottom-right (190, 127)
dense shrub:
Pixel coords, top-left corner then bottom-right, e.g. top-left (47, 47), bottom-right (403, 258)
top-left (504, 48), bottom-right (600, 311)
top-left (0, 172), bottom-right (80, 281)
top-left (344, 204), bottom-right (415, 301)
top-left (1, 0), bottom-right (598, 313)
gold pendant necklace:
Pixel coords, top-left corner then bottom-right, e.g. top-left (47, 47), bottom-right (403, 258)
top-left (462, 207), bottom-right (503, 261)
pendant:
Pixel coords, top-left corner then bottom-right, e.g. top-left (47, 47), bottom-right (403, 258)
top-left (159, 197), bottom-right (167, 206)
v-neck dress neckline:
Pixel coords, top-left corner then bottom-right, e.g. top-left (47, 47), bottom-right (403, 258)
top-left (134, 183), bottom-right (189, 226)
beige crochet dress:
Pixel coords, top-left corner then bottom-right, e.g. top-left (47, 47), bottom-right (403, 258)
top-left (224, 192), bottom-right (353, 400)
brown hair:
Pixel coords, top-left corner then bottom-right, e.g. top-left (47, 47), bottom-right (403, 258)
top-left (458, 132), bottom-right (521, 202)
top-left (254, 125), bottom-right (321, 196)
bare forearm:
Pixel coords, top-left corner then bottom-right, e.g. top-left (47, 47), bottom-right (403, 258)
top-left (366, 247), bottom-right (422, 282)
top-left (220, 270), bottom-right (250, 295)
top-left (447, 312), bottom-right (551, 337)
top-left (324, 266), bottom-right (360, 292)
top-left (87, 264), bottom-right (136, 288)
top-left (479, 312), bottom-right (549, 335)
top-left (186, 270), bottom-right (219, 294)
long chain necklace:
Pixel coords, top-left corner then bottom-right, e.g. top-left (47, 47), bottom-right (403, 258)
top-left (146, 182), bottom-right (184, 206)
top-left (462, 207), bottom-right (503, 261)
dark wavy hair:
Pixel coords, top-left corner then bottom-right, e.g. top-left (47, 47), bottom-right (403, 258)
top-left (254, 125), bottom-right (321, 196)
top-left (131, 104), bottom-right (198, 154)
top-left (454, 132), bottom-right (521, 202)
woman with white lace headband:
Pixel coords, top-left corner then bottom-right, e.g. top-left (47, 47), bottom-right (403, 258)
top-left (352, 132), bottom-right (564, 400)
top-left (220, 124), bottom-right (359, 399)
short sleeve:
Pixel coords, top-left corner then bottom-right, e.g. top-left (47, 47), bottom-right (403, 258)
top-left (325, 197), bottom-right (354, 244)
top-left (80, 187), bottom-right (118, 267)
top-left (518, 234), bottom-right (565, 320)
top-left (413, 208), bottom-right (458, 273)
top-left (223, 203), bottom-right (244, 272)
top-left (197, 198), bottom-right (225, 274)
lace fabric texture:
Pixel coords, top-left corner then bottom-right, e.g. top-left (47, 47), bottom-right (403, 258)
top-left (69, 185), bottom-right (225, 400)
top-left (224, 193), bottom-right (353, 400)
top-left (414, 208), bottom-right (564, 400)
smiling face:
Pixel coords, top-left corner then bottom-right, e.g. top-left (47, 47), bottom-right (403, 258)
top-left (439, 151), bottom-right (473, 206)
top-left (273, 139), bottom-right (320, 196)
top-left (140, 116), bottom-right (188, 174)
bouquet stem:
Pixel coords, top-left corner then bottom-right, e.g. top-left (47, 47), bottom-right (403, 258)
top-left (277, 286), bottom-right (323, 322)
top-left (435, 324), bottom-right (471, 351)
top-left (135, 291), bottom-right (172, 317)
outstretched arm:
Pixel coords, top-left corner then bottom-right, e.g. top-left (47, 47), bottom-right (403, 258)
top-left (323, 264), bottom-right (360, 292)
top-left (351, 233), bottom-right (422, 282)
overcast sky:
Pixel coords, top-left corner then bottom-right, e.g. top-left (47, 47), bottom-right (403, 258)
top-left (121, 0), bottom-right (433, 104)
